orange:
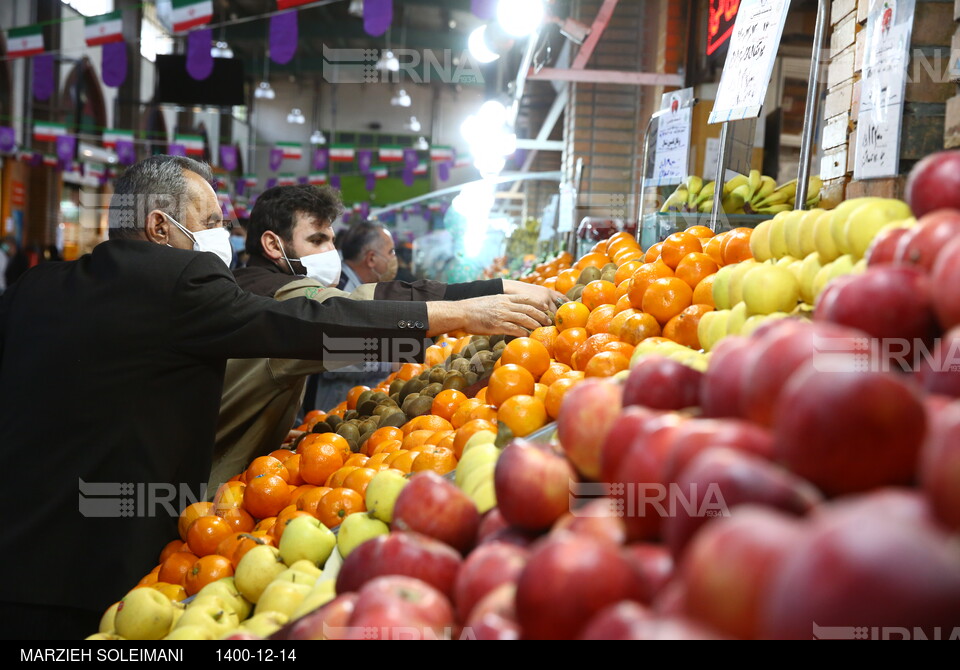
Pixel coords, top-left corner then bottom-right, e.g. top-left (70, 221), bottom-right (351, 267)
top-left (282, 454), bottom-right (305, 486)
top-left (486, 364), bottom-right (536, 407)
top-left (555, 268), bottom-right (579, 295)
top-left (615, 294), bottom-right (632, 313)
top-left (158, 539), bottom-right (185, 564)
top-left (585, 304), bottom-right (617, 336)
top-left (288, 484), bottom-right (316, 507)
top-left (424, 345), bottom-right (446, 368)
top-left (642, 277), bottom-right (694, 326)
top-left (410, 447), bottom-right (458, 475)
top-left (602, 340), bottom-right (636, 357)
top-left (615, 260), bottom-right (643, 286)
top-left (451, 398), bottom-right (485, 428)
top-left (303, 409), bottom-right (325, 425)
top-left (501, 337), bottom-right (551, 380)
top-left (644, 242), bottom-right (664, 263)
top-left (533, 382), bottom-right (549, 403)
top-left (575, 252), bottom-right (610, 271)
top-left (555, 301), bottom-right (590, 332)
top-left (607, 235), bottom-right (640, 260)
top-left (271, 509), bottom-right (314, 542)
top-left (325, 466), bottom-right (359, 489)
top-left (403, 415), bottom-right (453, 436)
top-left (660, 232), bottom-right (704, 270)
top-left (253, 517), bottom-right (277, 534)
top-left (609, 308), bottom-right (640, 339)
top-left (216, 506), bottom-right (256, 534)
top-left (152, 582), bottom-right (188, 602)
top-left (214, 532), bottom-right (247, 563)
top-left (616, 279), bottom-right (632, 300)
top-left (425, 429), bottom-right (454, 446)
top-left (453, 419), bottom-right (498, 458)
top-left (554, 327), bottom-right (588, 367)
top-left (384, 450), bottom-right (419, 474)
top-left (295, 486), bottom-right (333, 519)
top-left (497, 395), bottom-right (548, 438)
top-left (545, 377), bottom-right (580, 420)
top-left (468, 404), bottom-right (499, 423)
top-left (539, 361), bottom-right (573, 387)
top-left (585, 351), bottom-right (631, 378)
top-left (343, 453), bottom-right (369, 468)
top-left (346, 385), bottom-right (371, 410)
top-left (243, 474), bottom-right (291, 520)
top-left (184, 555), bottom-right (234, 597)
top-left (299, 441), bottom-right (345, 486)
top-left (581, 280), bottom-right (617, 311)
top-left (342, 467), bottom-right (379, 496)
top-left (244, 456), bottom-right (290, 484)
top-left (364, 426), bottom-right (404, 455)
top-left (529, 326), bottom-right (559, 358)
top-left (431, 389), bottom-right (468, 422)
top-left (562, 370), bottom-right (586, 381)
top-left (722, 228), bottom-right (754, 265)
top-left (178, 501), bottom-right (214, 542)
top-left (137, 571), bottom-right (160, 588)
top-left (402, 429), bottom-right (435, 452)
top-left (158, 550), bottom-right (199, 587)
top-left (370, 439), bottom-right (402, 455)
top-left (675, 252), bottom-right (720, 290)
top-left (628, 261), bottom-right (674, 310)
top-left (396, 363), bottom-right (423, 381)
top-left (692, 273), bottom-right (717, 308)
top-left (228, 533), bottom-right (272, 567)
top-left (664, 304), bottom-right (715, 349)
top-left (703, 235), bottom-right (726, 266)
top-left (571, 333), bottom-right (619, 372)
top-left (475, 387), bottom-right (488, 403)
top-left (296, 432), bottom-right (351, 459)
top-left (620, 312), bottom-right (663, 346)
top-left (685, 225), bottom-right (716, 240)
top-left (268, 449), bottom-right (294, 463)
top-left (364, 452), bottom-right (394, 471)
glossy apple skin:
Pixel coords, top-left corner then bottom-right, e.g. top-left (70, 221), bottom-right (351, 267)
top-left (866, 226), bottom-right (911, 266)
top-left (623, 356), bottom-right (703, 412)
top-left (701, 337), bottom-right (751, 419)
top-left (494, 439), bottom-right (577, 532)
top-left (915, 326), bottom-right (960, 397)
top-left (343, 575), bottom-right (456, 640)
top-left (453, 542), bottom-right (528, 623)
top-left (599, 406), bottom-right (664, 484)
top-left (556, 378), bottom-right (623, 480)
top-left (893, 209), bottom-right (960, 271)
top-left (622, 543), bottom-right (674, 605)
top-left (905, 151), bottom-right (960, 218)
top-left (919, 403), bottom-right (960, 531)
top-left (274, 593), bottom-right (358, 641)
top-left (392, 471), bottom-right (480, 555)
top-left (577, 601), bottom-right (652, 640)
top-left (660, 418), bottom-right (774, 485)
top-left (931, 237), bottom-right (960, 330)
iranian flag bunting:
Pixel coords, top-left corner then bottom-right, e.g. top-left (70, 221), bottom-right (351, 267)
top-left (413, 162), bottom-right (428, 175)
top-left (174, 134), bottom-right (205, 156)
top-left (102, 129), bottom-right (134, 149)
top-left (372, 165), bottom-right (389, 179)
top-left (329, 145), bottom-right (355, 162)
top-left (6, 25), bottom-right (44, 59)
top-left (42, 154), bottom-right (59, 168)
top-left (244, 174), bottom-right (259, 187)
top-left (276, 0), bottom-right (313, 9)
top-left (308, 172), bottom-right (328, 185)
top-left (430, 146), bottom-right (455, 162)
top-left (171, 0), bottom-right (213, 32)
top-left (33, 122), bottom-right (68, 143)
top-left (278, 174), bottom-right (298, 186)
top-left (277, 142), bottom-right (303, 160)
top-left (84, 11), bottom-right (124, 47)
top-left (379, 146), bottom-right (404, 162)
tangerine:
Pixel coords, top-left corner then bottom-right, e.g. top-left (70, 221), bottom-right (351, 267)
top-left (660, 232), bottom-right (704, 270)
top-left (501, 337), bottom-right (552, 380)
top-left (497, 395), bottom-right (548, 437)
top-left (642, 277), bottom-right (694, 326)
top-left (675, 252), bottom-right (720, 290)
top-left (555, 301), bottom-right (590, 332)
top-left (581, 280), bottom-right (618, 311)
top-left (486, 364), bottom-right (536, 407)
top-left (184, 555), bottom-right (234, 597)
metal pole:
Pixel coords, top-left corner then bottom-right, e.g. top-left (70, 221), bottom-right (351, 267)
top-left (636, 113), bottom-right (657, 244)
top-left (710, 121), bottom-right (733, 233)
top-left (796, 0), bottom-right (831, 209)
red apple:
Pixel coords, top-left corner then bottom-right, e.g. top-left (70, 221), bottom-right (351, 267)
top-left (603, 616), bottom-right (727, 640)
top-left (773, 363), bottom-right (927, 496)
top-left (931, 237), bottom-right (960, 329)
top-left (701, 336), bottom-right (752, 418)
top-left (759, 506), bottom-right (960, 639)
top-left (660, 418), bottom-right (775, 484)
top-left (652, 578), bottom-right (688, 617)
top-left (916, 326), bottom-right (960, 397)
top-left (477, 526), bottom-right (541, 549)
top-left (556, 378), bottom-right (623, 480)
top-left (476, 508), bottom-right (509, 544)
top-left (552, 498), bottom-right (628, 546)
top-left (623, 355), bottom-right (703, 411)
top-left (680, 506), bottom-right (805, 640)
top-left (919, 403), bottom-right (960, 530)
top-left (345, 575), bottom-right (455, 640)
top-left (893, 209), bottom-right (960, 272)
top-left (392, 471), bottom-right (480, 554)
top-left (224, 632), bottom-right (263, 640)
top-left (494, 439), bottom-right (577, 532)
top-left (622, 543), bottom-right (674, 605)
top-left (464, 582), bottom-right (517, 628)
top-left (866, 225), bottom-right (912, 266)
top-left (905, 150), bottom-right (960, 217)
top-left (278, 593), bottom-right (358, 640)
top-left (515, 534), bottom-right (645, 640)
top-left (578, 601), bottom-right (652, 640)
top-left (335, 531), bottom-right (463, 600)
top-left (453, 542), bottom-right (528, 623)
top-left (464, 613), bottom-right (521, 640)
top-left (599, 405), bottom-right (664, 483)
top-left (810, 488), bottom-right (939, 530)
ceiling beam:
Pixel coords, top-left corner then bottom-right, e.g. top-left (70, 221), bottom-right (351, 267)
top-left (509, 86), bottom-right (568, 194)
top-left (571, 0), bottom-right (620, 70)
top-left (528, 68), bottom-right (685, 87)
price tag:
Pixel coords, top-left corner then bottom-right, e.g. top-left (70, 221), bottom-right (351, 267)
top-left (652, 88), bottom-right (695, 186)
top-left (709, 0), bottom-right (792, 124)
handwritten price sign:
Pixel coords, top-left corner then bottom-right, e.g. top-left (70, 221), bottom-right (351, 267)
top-left (709, 0), bottom-right (792, 125)
top-left (652, 92), bottom-right (693, 186)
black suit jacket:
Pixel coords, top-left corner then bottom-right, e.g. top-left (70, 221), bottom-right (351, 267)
top-left (0, 240), bottom-right (429, 614)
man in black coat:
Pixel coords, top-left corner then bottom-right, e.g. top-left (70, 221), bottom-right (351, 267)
top-left (0, 155), bottom-right (550, 640)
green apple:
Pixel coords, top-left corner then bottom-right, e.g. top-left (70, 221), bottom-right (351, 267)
top-left (287, 560), bottom-right (323, 580)
top-left (195, 577), bottom-right (252, 621)
top-left (711, 265), bottom-right (734, 310)
top-left (460, 461), bottom-right (497, 500)
top-left (798, 210), bottom-right (826, 258)
top-left (852, 258), bottom-right (868, 274)
top-left (114, 586), bottom-right (179, 641)
top-left (814, 212), bottom-right (841, 263)
top-left (235, 545), bottom-right (287, 603)
top-left (164, 625), bottom-right (217, 640)
top-left (740, 314), bottom-right (770, 337)
top-left (292, 581), bottom-right (337, 620)
top-left (461, 430), bottom-right (497, 456)
top-left (470, 479), bottom-right (498, 514)
top-left (742, 265), bottom-right (800, 315)
top-left (254, 580), bottom-right (312, 619)
top-left (271, 566), bottom-right (318, 587)
top-left (784, 212), bottom-right (805, 259)
top-left (727, 260), bottom-right (758, 306)
top-left (798, 253), bottom-right (823, 305)
top-left (767, 214), bottom-right (790, 259)
top-left (365, 469), bottom-right (409, 524)
top-left (697, 311), bottom-right (716, 352)
top-left (749, 219), bottom-right (774, 262)
top-left (337, 512), bottom-right (390, 558)
top-left (700, 309), bottom-right (730, 353)
top-left (278, 516), bottom-right (336, 568)
top-left (99, 601), bottom-right (120, 634)
top-left (237, 611), bottom-right (289, 638)
top-left (844, 204), bottom-right (915, 259)
top-left (727, 302), bottom-right (749, 336)
top-left (173, 601), bottom-right (239, 638)
top-left (455, 443), bottom-right (500, 488)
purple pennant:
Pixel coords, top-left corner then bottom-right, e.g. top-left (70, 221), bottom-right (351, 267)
top-left (403, 148), bottom-right (418, 170)
top-left (402, 167), bottom-right (415, 187)
top-left (298, 176), bottom-right (309, 185)
top-left (55, 135), bottom-right (76, 164)
top-left (438, 161), bottom-right (451, 182)
top-left (115, 139), bottom-right (136, 166)
top-left (99, 166), bottom-right (111, 187)
top-left (0, 126), bottom-right (16, 153)
top-left (33, 54), bottom-right (55, 101)
top-left (269, 12), bottom-right (298, 65)
top-left (30, 153), bottom-right (43, 168)
top-left (313, 147), bottom-right (329, 171)
top-left (168, 144), bottom-right (187, 157)
top-left (360, 202), bottom-right (371, 219)
top-left (186, 29), bottom-right (213, 81)
top-left (402, 210), bottom-right (409, 222)
top-left (102, 41), bottom-right (127, 87)
top-left (364, 0), bottom-right (393, 37)
top-left (266, 177), bottom-right (278, 189)
top-left (236, 178), bottom-right (246, 197)
top-left (331, 174), bottom-right (341, 190)
top-left (357, 150), bottom-right (373, 174)
top-left (220, 144), bottom-right (238, 172)
top-left (471, 0), bottom-right (497, 19)
top-left (365, 173), bottom-right (376, 192)
top-left (269, 148), bottom-right (284, 171)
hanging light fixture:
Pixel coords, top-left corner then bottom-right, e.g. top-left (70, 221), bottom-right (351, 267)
top-left (310, 129), bottom-right (327, 145)
top-left (255, 81), bottom-right (276, 99)
top-left (407, 116), bottom-right (422, 133)
top-left (415, 136), bottom-right (429, 151)
top-left (287, 108), bottom-right (306, 124)
top-left (376, 50), bottom-right (400, 72)
top-left (211, 41), bottom-right (233, 58)
top-left (390, 88), bottom-right (412, 107)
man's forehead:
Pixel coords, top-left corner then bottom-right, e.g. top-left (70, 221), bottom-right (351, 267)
top-left (295, 212), bottom-right (332, 232)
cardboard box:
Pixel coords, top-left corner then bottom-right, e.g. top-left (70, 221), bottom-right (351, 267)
top-left (827, 45), bottom-right (856, 88)
top-left (912, 2), bottom-right (956, 47)
top-left (832, 0), bottom-right (857, 24)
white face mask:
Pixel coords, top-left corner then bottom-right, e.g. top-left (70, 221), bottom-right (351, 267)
top-left (164, 213), bottom-right (233, 268)
top-left (276, 236), bottom-right (341, 288)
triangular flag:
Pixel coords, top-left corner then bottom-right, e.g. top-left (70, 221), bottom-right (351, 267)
top-left (84, 10), bottom-right (124, 47)
top-left (33, 122), bottom-right (68, 143)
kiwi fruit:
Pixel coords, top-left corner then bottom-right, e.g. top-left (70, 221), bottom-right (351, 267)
top-left (577, 266), bottom-right (601, 285)
top-left (355, 390), bottom-right (374, 409)
top-left (401, 393), bottom-right (421, 414)
top-left (601, 268), bottom-right (617, 284)
top-left (441, 372), bottom-right (468, 391)
top-left (357, 399), bottom-right (378, 417)
top-left (567, 284), bottom-right (585, 301)
top-left (602, 262), bottom-right (618, 274)
top-left (359, 419), bottom-right (379, 435)
top-left (343, 410), bottom-right (358, 422)
top-left (417, 369), bottom-right (432, 381)
top-left (464, 371), bottom-right (479, 386)
top-left (379, 408), bottom-right (407, 428)
top-left (405, 395), bottom-right (435, 419)
top-left (324, 415), bottom-right (342, 430)
top-left (420, 382), bottom-right (443, 398)
top-left (369, 391), bottom-right (389, 404)
top-left (336, 422), bottom-right (360, 445)
top-left (488, 334), bottom-right (505, 348)
top-left (398, 379), bottom-right (425, 402)
top-left (451, 358), bottom-right (471, 375)
top-left (389, 378), bottom-right (406, 397)
top-left (357, 430), bottom-right (374, 452)
top-left (310, 421), bottom-right (333, 435)
top-left (492, 340), bottom-right (507, 353)
top-left (389, 392), bottom-right (402, 406)
top-left (428, 367), bottom-right (447, 384)
top-left (469, 350), bottom-right (494, 372)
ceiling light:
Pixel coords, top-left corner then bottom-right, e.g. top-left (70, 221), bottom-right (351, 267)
top-left (415, 136), bottom-right (430, 151)
top-left (287, 108), bottom-right (306, 124)
top-left (377, 50), bottom-right (400, 72)
top-left (468, 25), bottom-right (501, 64)
top-left (211, 41), bottom-right (233, 58)
top-left (254, 81), bottom-right (275, 100)
top-left (310, 130), bottom-right (327, 145)
top-left (348, 0), bottom-right (364, 17)
top-left (407, 116), bottom-right (422, 133)
top-left (391, 88), bottom-right (412, 107)
top-left (497, 0), bottom-right (544, 38)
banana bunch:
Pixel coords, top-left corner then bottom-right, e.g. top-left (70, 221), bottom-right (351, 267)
top-left (737, 172), bottom-right (823, 215)
top-left (660, 175), bottom-right (718, 213)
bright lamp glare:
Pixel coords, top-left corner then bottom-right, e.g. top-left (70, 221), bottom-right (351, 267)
top-left (468, 25), bottom-right (500, 64)
top-left (478, 100), bottom-right (508, 128)
top-left (497, 0), bottom-right (544, 38)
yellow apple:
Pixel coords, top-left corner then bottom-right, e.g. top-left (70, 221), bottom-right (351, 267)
top-left (278, 516), bottom-right (336, 568)
top-left (711, 265), bottom-right (734, 310)
top-left (799, 253), bottom-right (823, 305)
top-left (814, 212), bottom-right (841, 263)
top-left (767, 214), bottom-right (790, 259)
top-left (336, 512), bottom-right (390, 558)
top-left (99, 601), bottom-right (120, 634)
top-left (829, 197), bottom-right (885, 255)
top-left (164, 625), bottom-right (217, 640)
top-left (749, 219), bottom-right (774, 261)
top-left (843, 203), bottom-right (915, 259)
top-left (460, 461), bottom-right (496, 500)
top-left (727, 302), bottom-right (749, 336)
top-left (455, 443), bottom-right (500, 488)
top-left (235, 544), bottom-right (287, 603)
top-left (727, 260), bottom-right (759, 306)
top-left (292, 580), bottom-right (337, 621)
top-left (195, 577), bottom-right (252, 621)
top-left (461, 430), bottom-right (498, 456)
top-left (798, 210), bottom-right (827, 258)
top-left (236, 611), bottom-right (289, 638)
top-left (173, 601), bottom-right (240, 638)
top-left (742, 265), bottom-right (801, 315)
top-left (114, 586), bottom-right (178, 641)
top-left (365, 469), bottom-right (409, 524)
top-left (254, 580), bottom-right (312, 619)
top-left (85, 633), bottom-right (125, 640)
top-left (470, 479), bottom-right (497, 514)
top-left (784, 212), bottom-right (806, 259)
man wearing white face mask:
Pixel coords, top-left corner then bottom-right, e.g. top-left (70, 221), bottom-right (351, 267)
top-left (210, 185), bottom-right (563, 491)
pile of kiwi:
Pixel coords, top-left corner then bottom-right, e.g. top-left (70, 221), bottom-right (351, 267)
top-left (565, 263), bottom-right (618, 302)
top-left (299, 335), bottom-right (509, 454)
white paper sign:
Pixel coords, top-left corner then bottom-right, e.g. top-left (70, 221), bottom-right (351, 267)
top-left (557, 183), bottom-right (575, 234)
top-left (704, 137), bottom-right (721, 178)
top-left (710, 0), bottom-right (792, 124)
top-left (652, 91), bottom-right (694, 186)
top-left (854, 0), bottom-right (916, 180)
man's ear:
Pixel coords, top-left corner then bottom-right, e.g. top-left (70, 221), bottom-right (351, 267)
top-left (261, 231), bottom-right (284, 261)
top-left (144, 210), bottom-right (169, 244)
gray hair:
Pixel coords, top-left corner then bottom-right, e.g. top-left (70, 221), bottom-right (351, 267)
top-left (108, 155), bottom-right (214, 239)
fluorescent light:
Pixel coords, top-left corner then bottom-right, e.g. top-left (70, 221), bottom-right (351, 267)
top-left (310, 130), bottom-right (327, 145)
top-left (287, 108), bottom-right (306, 124)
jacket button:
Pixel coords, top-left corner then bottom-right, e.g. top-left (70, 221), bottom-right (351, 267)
top-left (415, 321), bottom-right (424, 329)
top-left (397, 321), bottom-right (406, 328)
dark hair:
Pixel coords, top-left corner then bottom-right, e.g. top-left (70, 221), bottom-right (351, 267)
top-left (246, 185), bottom-right (344, 256)
top-left (108, 155), bottom-right (213, 240)
top-left (339, 221), bottom-right (388, 262)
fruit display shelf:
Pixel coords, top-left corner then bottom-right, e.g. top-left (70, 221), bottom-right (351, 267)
top-left (640, 213), bottom-right (773, 251)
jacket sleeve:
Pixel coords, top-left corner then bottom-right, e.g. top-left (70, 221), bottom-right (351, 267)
top-left (372, 278), bottom-right (504, 302)
top-left (170, 253), bottom-right (430, 364)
